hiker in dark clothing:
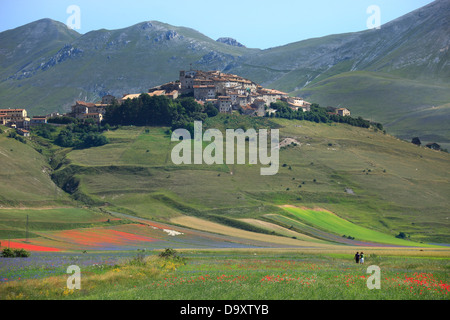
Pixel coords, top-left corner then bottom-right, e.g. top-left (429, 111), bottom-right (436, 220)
top-left (355, 252), bottom-right (360, 264)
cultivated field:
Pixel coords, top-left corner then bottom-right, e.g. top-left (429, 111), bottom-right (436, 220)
top-left (61, 119), bottom-right (450, 244)
top-left (0, 118), bottom-right (449, 301)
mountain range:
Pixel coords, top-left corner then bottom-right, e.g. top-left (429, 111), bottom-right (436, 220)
top-left (0, 0), bottom-right (449, 148)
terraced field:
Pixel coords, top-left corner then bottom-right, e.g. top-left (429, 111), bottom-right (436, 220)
top-left (1, 117), bottom-right (449, 253)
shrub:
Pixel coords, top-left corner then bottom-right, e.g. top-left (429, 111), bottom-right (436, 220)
top-left (396, 232), bottom-right (407, 239)
top-left (1, 248), bottom-right (15, 258)
top-left (411, 137), bottom-right (421, 146)
top-left (128, 249), bottom-right (147, 266)
top-left (158, 248), bottom-right (186, 265)
top-left (13, 248), bottom-right (30, 258)
top-left (1, 247), bottom-right (30, 258)
top-left (159, 248), bottom-right (179, 259)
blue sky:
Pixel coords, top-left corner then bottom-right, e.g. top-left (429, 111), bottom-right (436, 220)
top-left (0, 0), bottom-right (435, 49)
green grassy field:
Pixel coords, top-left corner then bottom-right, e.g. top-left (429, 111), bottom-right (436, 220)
top-left (0, 207), bottom-right (121, 240)
top-left (281, 206), bottom-right (429, 247)
top-left (0, 129), bottom-right (72, 207)
top-left (54, 118), bottom-right (450, 244)
top-left (1, 117), bottom-right (449, 302)
top-left (1, 250), bottom-right (449, 300)
top-left (1, 116), bottom-right (449, 247)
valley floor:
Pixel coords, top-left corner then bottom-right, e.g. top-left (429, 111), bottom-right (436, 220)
top-left (1, 249), bottom-right (449, 301)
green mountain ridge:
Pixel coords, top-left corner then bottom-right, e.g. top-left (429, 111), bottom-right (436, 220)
top-left (0, 0), bottom-right (449, 147)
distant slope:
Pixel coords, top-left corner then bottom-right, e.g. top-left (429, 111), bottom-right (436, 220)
top-left (229, 0), bottom-right (449, 89)
top-left (280, 206), bottom-right (432, 247)
top-left (225, 0), bottom-right (450, 145)
top-left (50, 120), bottom-right (450, 243)
top-left (0, 126), bottom-right (72, 207)
top-left (0, 0), bottom-right (448, 145)
top-left (291, 71), bottom-right (450, 149)
top-left (0, 20), bottom-right (258, 115)
top-left (384, 103), bottom-right (450, 150)
top-left (0, 18), bottom-right (80, 81)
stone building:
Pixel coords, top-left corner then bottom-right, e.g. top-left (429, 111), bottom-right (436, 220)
top-left (218, 96), bottom-right (232, 114)
top-left (337, 108), bottom-right (351, 117)
top-left (0, 109), bottom-right (30, 128)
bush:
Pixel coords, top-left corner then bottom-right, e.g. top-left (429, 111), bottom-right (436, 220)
top-left (1, 248), bottom-right (15, 258)
top-left (396, 232), bottom-right (407, 239)
top-left (47, 116), bottom-right (78, 124)
top-left (128, 249), bottom-right (147, 266)
top-left (159, 248), bottom-right (178, 259)
top-left (1, 247), bottom-right (30, 258)
top-left (54, 123), bottom-right (109, 149)
top-left (411, 137), bottom-right (421, 146)
top-left (158, 248), bottom-right (186, 265)
top-left (13, 248), bottom-right (30, 257)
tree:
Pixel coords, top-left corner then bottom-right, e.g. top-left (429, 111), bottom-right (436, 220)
top-left (396, 232), bottom-right (407, 239)
top-left (411, 137), bottom-right (421, 146)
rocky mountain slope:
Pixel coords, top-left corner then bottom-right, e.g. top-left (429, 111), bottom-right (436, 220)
top-left (0, 0), bottom-right (448, 146)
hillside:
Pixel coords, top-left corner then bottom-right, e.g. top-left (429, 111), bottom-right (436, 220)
top-left (0, 19), bottom-right (80, 80)
top-left (226, 0), bottom-right (450, 147)
top-left (0, 125), bottom-right (72, 208)
top-left (0, 1), bottom-right (449, 148)
top-left (291, 72), bottom-right (450, 150)
top-left (0, 19), bottom-right (257, 116)
top-left (230, 0), bottom-right (449, 88)
top-left (22, 117), bottom-right (447, 245)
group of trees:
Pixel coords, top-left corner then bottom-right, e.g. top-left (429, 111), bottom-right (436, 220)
top-left (30, 94), bottom-right (382, 150)
top-left (1, 247), bottom-right (30, 258)
top-left (32, 120), bottom-right (109, 149)
top-left (54, 120), bottom-right (109, 149)
top-left (268, 101), bottom-right (384, 131)
top-left (7, 131), bottom-right (27, 144)
top-left (103, 94), bottom-right (218, 133)
top-left (104, 95), bottom-right (382, 134)
top-left (32, 94), bottom-right (218, 150)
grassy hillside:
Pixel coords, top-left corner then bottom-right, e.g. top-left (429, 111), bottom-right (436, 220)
top-left (280, 206), bottom-right (429, 247)
top-left (0, 126), bottom-right (72, 207)
top-left (0, 19), bottom-right (80, 79)
top-left (1, 115), bottom-right (448, 249)
top-left (0, 20), bottom-right (257, 116)
top-left (45, 118), bottom-right (450, 244)
top-left (383, 103), bottom-right (450, 150)
top-left (294, 72), bottom-right (450, 149)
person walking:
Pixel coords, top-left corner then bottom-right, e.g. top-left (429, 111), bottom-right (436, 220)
top-left (354, 252), bottom-right (360, 264)
top-left (360, 252), bottom-right (365, 264)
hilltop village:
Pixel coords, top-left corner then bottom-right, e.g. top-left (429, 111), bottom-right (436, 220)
top-left (1, 69), bottom-right (351, 133)
top-left (1, 70), bottom-right (445, 151)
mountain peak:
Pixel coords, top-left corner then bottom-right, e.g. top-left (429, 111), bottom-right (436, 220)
top-left (17, 18), bottom-right (80, 36)
top-left (216, 37), bottom-right (246, 48)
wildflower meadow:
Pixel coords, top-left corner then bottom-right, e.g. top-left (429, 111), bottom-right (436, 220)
top-left (1, 250), bottom-right (448, 300)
